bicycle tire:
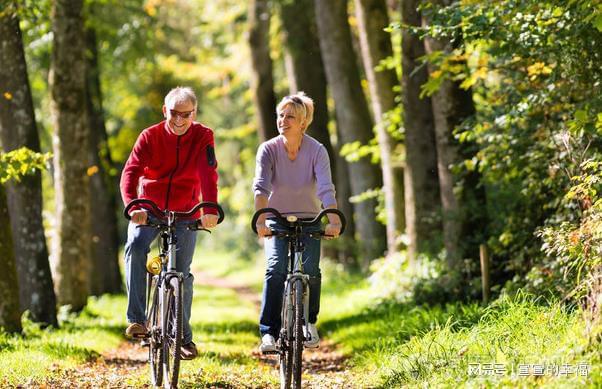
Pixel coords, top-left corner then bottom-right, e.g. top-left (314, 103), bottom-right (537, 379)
top-left (162, 276), bottom-right (183, 389)
top-left (148, 275), bottom-right (163, 387)
top-left (279, 283), bottom-right (293, 389)
top-left (291, 279), bottom-right (304, 389)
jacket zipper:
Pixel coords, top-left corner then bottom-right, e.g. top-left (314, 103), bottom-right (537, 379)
top-left (164, 136), bottom-right (180, 210)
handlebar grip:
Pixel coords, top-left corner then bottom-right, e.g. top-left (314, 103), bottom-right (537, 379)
top-left (251, 208), bottom-right (285, 234)
top-left (123, 199), bottom-right (164, 220)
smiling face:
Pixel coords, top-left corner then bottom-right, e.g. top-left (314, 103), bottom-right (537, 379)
top-left (163, 99), bottom-right (196, 135)
top-left (277, 104), bottom-right (305, 137)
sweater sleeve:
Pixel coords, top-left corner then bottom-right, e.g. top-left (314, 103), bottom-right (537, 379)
top-left (120, 131), bottom-right (150, 207)
top-left (199, 129), bottom-right (219, 214)
top-left (314, 145), bottom-right (336, 206)
top-left (253, 142), bottom-right (273, 198)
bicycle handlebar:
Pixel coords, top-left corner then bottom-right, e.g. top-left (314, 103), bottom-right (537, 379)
top-left (250, 208), bottom-right (346, 236)
top-left (124, 198), bottom-right (225, 225)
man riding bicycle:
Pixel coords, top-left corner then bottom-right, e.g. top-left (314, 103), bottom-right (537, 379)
top-left (252, 92), bottom-right (342, 353)
top-left (120, 86), bottom-right (219, 360)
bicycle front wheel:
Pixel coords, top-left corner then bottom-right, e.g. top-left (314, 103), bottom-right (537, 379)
top-left (147, 274), bottom-right (163, 387)
top-left (291, 279), bottom-right (304, 389)
top-left (162, 276), bottom-right (183, 389)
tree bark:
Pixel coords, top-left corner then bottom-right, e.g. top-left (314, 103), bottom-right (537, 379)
top-left (424, 0), bottom-right (476, 269)
top-left (314, 0), bottom-right (387, 264)
top-left (50, 0), bottom-right (91, 312)
top-left (355, 0), bottom-right (405, 255)
top-left (0, 185), bottom-right (22, 333)
top-left (278, 0), bottom-right (356, 265)
top-left (401, 0), bottom-right (441, 262)
top-left (248, 0), bottom-right (279, 142)
top-left (85, 25), bottom-right (122, 295)
top-left (0, 7), bottom-right (58, 326)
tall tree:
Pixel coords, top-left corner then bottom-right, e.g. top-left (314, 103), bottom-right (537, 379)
top-left (355, 0), bottom-right (405, 255)
top-left (0, 185), bottom-right (21, 333)
top-left (278, 0), bottom-right (356, 264)
top-left (0, 6), bottom-right (58, 326)
top-left (248, 0), bottom-right (279, 142)
top-left (50, 0), bottom-right (91, 311)
top-left (424, 0), bottom-right (476, 269)
top-left (85, 24), bottom-right (122, 295)
top-left (314, 0), bottom-right (387, 264)
top-left (401, 0), bottom-right (441, 262)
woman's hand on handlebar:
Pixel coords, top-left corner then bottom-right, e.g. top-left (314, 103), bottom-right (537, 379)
top-left (200, 214), bottom-right (219, 229)
top-left (324, 223), bottom-right (341, 240)
top-left (130, 210), bottom-right (148, 225)
top-left (255, 215), bottom-right (272, 238)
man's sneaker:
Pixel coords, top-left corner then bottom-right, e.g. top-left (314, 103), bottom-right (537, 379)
top-left (125, 322), bottom-right (147, 339)
top-left (303, 323), bottom-right (319, 348)
top-left (259, 334), bottom-right (277, 353)
top-left (180, 341), bottom-right (198, 360)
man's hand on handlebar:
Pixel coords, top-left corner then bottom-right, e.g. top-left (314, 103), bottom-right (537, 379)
top-left (201, 214), bottom-right (219, 229)
top-left (130, 210), bottom-right (148, 225)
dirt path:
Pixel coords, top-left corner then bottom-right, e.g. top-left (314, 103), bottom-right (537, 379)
top-left (25, 272), bottom-right (353, 388)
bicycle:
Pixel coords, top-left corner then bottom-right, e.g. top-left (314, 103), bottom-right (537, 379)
top-left (124, 198), bottom-right (224, 389)
top-left (251, 208), bottom-right (346, 389)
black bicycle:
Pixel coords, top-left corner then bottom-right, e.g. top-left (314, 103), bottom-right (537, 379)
top-left (124, 199), bottom-right (224, 389)
top-left (251, 208), bottom-right (346, 389)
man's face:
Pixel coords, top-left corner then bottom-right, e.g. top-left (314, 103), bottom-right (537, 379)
top-left (163, 100), bottom-right (196, 135)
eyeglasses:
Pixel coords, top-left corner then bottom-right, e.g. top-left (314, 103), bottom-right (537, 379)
top-left (169, 110), bottom-right (195, 119)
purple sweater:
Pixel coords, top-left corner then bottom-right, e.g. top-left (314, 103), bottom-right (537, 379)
top-left (253, 135), bottom-right (336, 217)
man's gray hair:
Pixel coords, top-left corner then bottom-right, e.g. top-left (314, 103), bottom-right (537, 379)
top-left (164, 86), bottom-right (197, 109)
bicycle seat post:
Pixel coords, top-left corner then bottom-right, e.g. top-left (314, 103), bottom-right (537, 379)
top-left (167, 211), bottom-right (178, 272)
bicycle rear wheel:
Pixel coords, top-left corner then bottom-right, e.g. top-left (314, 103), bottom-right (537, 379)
top-left (291, 279), bottom-right (304, 389)
top-left (279, 283), bottom-right (293, 389)
top-left (147, 274), bottom-right (163, 387)
top-left (162, 276), bottom-right (183, 389)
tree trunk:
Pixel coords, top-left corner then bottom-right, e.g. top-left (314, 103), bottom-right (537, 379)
top-left (278, 0), bottom-right (356, 265)
top-left (50, 0), bottom-right (91, 312)
top-left (424, 0), bottom-right (476, 269)
top-left (401, 0), bottom-right (441, 262)
top-left (0, 7), bottom-right (58, 327)
top-left (248, 0), bottom-right (279, 142)
top-left (0, 185), bottom-right (22, 333)
top-left (314, 0), bottom-right (387, 265)
top-left (85, 25), bottom-right (122, 295)
top-left (355, 0), bottom-right (405, 255)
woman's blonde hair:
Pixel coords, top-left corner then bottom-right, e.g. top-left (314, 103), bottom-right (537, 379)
top-left (276, 91), bottom-right (314, 132)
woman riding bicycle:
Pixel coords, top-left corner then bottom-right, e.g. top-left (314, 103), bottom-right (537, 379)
top-left (252, 92), bottom-right (342, 353)
top-left (120, 87), bottom-right (219, 360)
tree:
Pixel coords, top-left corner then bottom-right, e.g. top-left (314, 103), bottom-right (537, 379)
top-left (49, 0), bottom-right (91, 311)
top-left (278, 0), bottom-right (356, 264)
top-left (401, 0), bottom-right (441, 261)
top-left (248, 0), bottom-right (279, 142)
top-left (314, 0), bottom-right (387, 264)
top-left (0, 5), bottom-right (58, 326)
top-left (0, 185), bottom-right (21, 333)
top-left (85, 23), bottom-right (122, 295)
top-left (355, 0), bottom-right (405, 255)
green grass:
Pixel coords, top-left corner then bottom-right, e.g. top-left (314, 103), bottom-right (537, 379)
top-left (1, 250), bottom-right (599, 388)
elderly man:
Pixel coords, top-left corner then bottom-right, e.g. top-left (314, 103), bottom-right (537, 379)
top-left (120, 86), bottom-right (219, 360)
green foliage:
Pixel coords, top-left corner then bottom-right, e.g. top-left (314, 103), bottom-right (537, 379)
top-left (420, 0), bottom-right (602, 298)
top-left (0, 147), bottom-right (51, 183)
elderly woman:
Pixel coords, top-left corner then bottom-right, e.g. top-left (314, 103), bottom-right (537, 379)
top-left (252, 92), bottom-right (342, 352)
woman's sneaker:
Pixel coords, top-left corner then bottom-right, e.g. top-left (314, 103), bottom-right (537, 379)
top-left (125, 322), bottom-right (147, 339)
top-left (303, 323), bottom-right (319, 348)
top-left (259, 334), bottom-right (277, 353)
top-left (180, 341), bottom-right (198, 360)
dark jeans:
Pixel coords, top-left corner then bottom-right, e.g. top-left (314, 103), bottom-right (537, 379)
top-left (124, 218), bottom-right (197, 344)
top-left (259, 219), bottom-right (322, 338)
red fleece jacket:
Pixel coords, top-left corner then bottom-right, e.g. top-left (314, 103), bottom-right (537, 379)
top-left (120, 121), bottom-right (218, 217)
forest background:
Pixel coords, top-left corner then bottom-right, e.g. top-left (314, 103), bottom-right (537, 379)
top-left (0, 0), bottom-right (600, 387)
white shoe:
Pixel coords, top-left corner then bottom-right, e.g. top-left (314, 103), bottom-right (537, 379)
top-left (304, 323), bottom-right (319, 348)
top-left (259, 334), bottom-right (277, 353)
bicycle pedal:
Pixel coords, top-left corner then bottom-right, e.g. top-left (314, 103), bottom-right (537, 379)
top-left (261, 350), bottom-right (280, 355)
top-left (140, 338), bottom-right (150, 347)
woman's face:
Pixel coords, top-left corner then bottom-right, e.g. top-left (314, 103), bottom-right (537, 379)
top-left (277, 104), bottom-right (304, 137)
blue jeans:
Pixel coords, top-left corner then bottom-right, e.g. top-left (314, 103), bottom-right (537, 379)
top-left (124, 219), bottom-right (197, 344)
top-left (259, 220), bottom-right (322, 338)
